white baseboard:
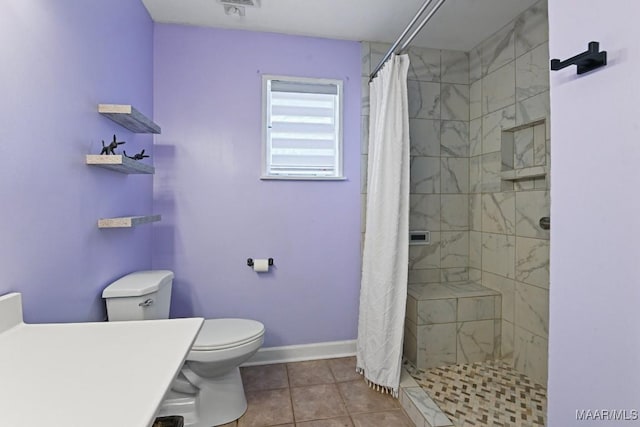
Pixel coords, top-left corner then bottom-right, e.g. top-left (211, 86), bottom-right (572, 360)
top-left (242, 340), bottom-right (357, 366)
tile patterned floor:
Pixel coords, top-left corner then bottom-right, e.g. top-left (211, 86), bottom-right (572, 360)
top-left (409, 360), bottom-right (547, 427)
top-left (217, 357), bottom-right (414, 427)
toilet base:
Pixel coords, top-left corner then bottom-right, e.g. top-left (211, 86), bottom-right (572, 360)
top-left (158, 367), bottom-right (248, 427)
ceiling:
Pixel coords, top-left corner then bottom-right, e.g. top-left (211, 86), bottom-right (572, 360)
top-left (141, 0), bottom-right (540, 52)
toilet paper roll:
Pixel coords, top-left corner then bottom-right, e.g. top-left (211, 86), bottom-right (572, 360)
top-left (253, 259), bottom-right (270, 273)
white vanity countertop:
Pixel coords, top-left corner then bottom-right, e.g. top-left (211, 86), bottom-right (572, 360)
top-left (0, 308), bottom-right (203, 427)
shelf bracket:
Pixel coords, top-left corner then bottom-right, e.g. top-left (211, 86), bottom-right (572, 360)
top-left (550, 41), bottom-right (607, 75)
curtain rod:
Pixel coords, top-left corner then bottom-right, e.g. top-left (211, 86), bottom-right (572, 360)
top-left (369, 0), bottom-right (447, 81)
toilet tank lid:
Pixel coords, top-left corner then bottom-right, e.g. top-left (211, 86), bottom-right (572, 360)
top-left (102, 270), bottom-right (174, 298)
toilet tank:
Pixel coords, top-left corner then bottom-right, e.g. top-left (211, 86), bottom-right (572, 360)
top-left (102, 270), bottom-right (174, 321)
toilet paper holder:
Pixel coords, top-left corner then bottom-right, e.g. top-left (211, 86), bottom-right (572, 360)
top-left (247, 258), bottom-right (274, 267)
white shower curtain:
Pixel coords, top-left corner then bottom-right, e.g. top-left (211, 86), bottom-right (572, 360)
top-left (356, 54), bottom-right (410, 397)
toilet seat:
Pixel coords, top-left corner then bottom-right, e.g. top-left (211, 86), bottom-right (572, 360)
top-left (192, 319), bottom-right (265, 351)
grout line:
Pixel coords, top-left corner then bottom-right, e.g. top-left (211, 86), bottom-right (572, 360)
top-left (284, 363), bottom-right (296, 425)
top-left (285, 362), bottom-right (292, 388)
top-left (326, 359), bottom-right (338, 384)
top-left (335, 382), bottom-right (350, 414)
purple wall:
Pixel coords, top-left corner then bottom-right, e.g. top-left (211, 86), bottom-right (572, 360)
top-left (152, 25), bottom-right (361, 347)
top-left (0, 1), bottom-right (154, 322)
top-left (548, 2), bottom-right (640, 425)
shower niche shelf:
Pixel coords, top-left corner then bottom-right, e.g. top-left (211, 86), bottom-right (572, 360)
top-left (501, 166), bottom-right (547, 181)
top-left (86, 155), bottom-right (154, 174)
top-left (500, 119), bottom-right (548, 182)
top-left (98, 104), bottom-right (161, 134)
top-left (98, 215), bottom-right (161, 229)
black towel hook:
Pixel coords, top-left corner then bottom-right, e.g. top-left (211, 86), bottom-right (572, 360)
top-left (247, 258), bottom-right (274, 267)
top-left (550, 41), bottom-right (607, 75)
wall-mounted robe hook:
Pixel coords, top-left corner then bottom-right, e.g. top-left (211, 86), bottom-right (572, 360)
top-left (247, 258), bottom-right (274, 267)
top-left (551, 41), bottom-right (607, 75)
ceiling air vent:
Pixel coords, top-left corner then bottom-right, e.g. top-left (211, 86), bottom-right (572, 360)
top-left (218, 0), bottom-right (260, 7)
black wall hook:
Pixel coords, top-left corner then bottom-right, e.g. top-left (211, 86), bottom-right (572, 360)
top-left (247, 258), bottom-right (274, 267)
top-left (551, 41), bottom-right (607, 75)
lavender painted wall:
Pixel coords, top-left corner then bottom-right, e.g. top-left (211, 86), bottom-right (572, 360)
top-left (152, 25), bottom-right (361, 347)
top-left (548, 2), bottom-right (640, 425)
top-left (0, 1), bottom-right (154, 322)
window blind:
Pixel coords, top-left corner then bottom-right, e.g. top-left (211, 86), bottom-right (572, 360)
top-left (266, 80), bottom-right (341, 177)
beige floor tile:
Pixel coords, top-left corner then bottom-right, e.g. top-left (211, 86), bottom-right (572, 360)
top-left (237, 388), bottom-right (294, 427)
top-left (241, 364), bottom-right (288, 392)
top-left (351, 410), bottom-right (414, 427)
top-left (291, 383), bottom-right (348, 422)
top-left (337, 380), bottom-right (400, 414)
top-left (327, 357), bottom-right (361, 383)
top-left (215, 422), bottom-right (237, 427)
top-left (287, 360), bottom-right (335, 387)
top-left (296, 417), bottom-right (354, 426)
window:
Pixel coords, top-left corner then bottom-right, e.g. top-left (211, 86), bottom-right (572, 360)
top-left (262, 75), bottom-right (344, 180)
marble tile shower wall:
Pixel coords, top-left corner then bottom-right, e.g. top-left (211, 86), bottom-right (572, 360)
top-left (468, 0), bottom-right (550, 386)
top-left (360, 0), bottom-right (549, 387)
top-left (361, 42), bottom-right (471, 285)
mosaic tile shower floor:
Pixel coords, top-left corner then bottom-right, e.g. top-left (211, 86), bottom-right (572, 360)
top-left (407, 360), bottom-right (547, 427)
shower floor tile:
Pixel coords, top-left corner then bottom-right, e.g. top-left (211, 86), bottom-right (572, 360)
top-left (409, 360), bottom-right (547, 426)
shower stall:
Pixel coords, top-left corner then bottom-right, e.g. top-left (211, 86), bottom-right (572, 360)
top-left (361, 0), bottom-right (550, 424)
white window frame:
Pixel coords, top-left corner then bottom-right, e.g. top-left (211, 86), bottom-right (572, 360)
top-left (261, 75), bottom-right (345, 180)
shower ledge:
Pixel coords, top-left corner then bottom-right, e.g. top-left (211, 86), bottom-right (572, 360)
top-left (408, 281), bottom-right (500, 300)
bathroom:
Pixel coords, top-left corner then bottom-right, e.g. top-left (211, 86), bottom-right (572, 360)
top-left (0, 1), bottom-right (636, 426)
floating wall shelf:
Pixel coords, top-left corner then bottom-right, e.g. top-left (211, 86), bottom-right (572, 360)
top-left (86, 155), bottom-right (154, 174)
top-left (98, 104), bottom-right (161, 134)
top-left (98, 215), bottom-right (161, 229)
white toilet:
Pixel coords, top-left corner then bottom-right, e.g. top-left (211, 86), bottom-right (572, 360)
top-left (102, 270), bottom-right (264, 427)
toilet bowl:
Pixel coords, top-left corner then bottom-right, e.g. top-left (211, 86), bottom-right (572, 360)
top-left (102, 270), bottom-right (265, 427)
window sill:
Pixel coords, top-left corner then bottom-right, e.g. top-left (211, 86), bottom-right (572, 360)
top-left (260, 175), bottom-right (348, 181)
